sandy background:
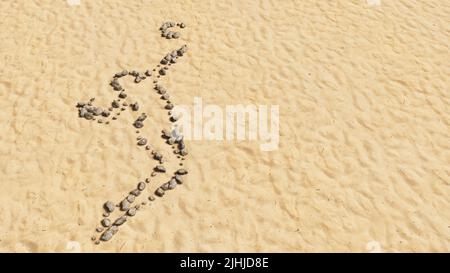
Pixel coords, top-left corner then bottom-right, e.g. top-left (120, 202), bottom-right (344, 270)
top-left (0, 0), bottom-right (449, 252)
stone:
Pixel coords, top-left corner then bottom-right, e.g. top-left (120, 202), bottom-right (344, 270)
top-left (165, 103), bottom-right (174, 110)
top-left (101, 218), bottom-right (111, 228)
top-left (119, 92), bottom-right (127, 99)
top-left (104, 201), bottom-right (115, 213)
top-left (137, 138), bottom-right (147, 146)
top-left (168, 178), bottom-right (177, 190)
top-left (110, 226), bottom-right (119, 235)
top-left (174, 175), bottom-right (183, 184)
top-left (134, 120), bottom-right (144, 129)
top-left (130, 102), bottom-right (139, 111)
top-left (159, 69), bottom-right (166, 76)
top-left (176, 169), bottom-right (188, 175)
top-left (120, 199), bottom-right (130, 211)
top-left (161, 182), bottom-right (170, 191)
top-left (84, 112), bottom-right (94, 120)
top-left (148, 196), bottom-right (155, 201)
top-left (145, 70), bottom-right (152, 77)
top-left (112, 100), bottom-right (120, 108)
top-left (153, 152), bottom-right (163, 161)
top-left (96, 227), bottom-right (104, 233)
top-left (162, 93), bottom-right (170, 100)
top-left (102, 110), bottom-right (110, 117)
top-left (100, 230), bottom-right (113, 241)
top-left (126, 194), bottom-right (135, 203)
top-left (137, 182), bottom-right (146, 191)
top-left (155, 187), bottom-right (165, 197)
top-left (130, 189), bottom-right (141, 196)
top-left (114, 216), bottom-right (127, 226)
top-left (127, 208), bottom-right (137, 217)
top-left (154, 165), bottom-right (166, 173)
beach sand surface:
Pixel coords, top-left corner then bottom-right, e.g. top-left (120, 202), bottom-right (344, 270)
top-left (0, 0), bottom-right (449, 252)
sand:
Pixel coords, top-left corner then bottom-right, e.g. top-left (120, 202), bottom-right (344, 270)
top-left (0, 0), bottom-right (449, 252)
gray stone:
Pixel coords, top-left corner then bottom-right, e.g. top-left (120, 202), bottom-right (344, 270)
top-left (100, 230), bottom-right (113, 241)
top-left (112, 100), bottom-right (120, 108)
top-left (168, 178), bottom-right (177, 190)
top-left (114, 216), bottom-right (127, 226)
top-left (154, 165), bottom-right (166, 173)
top-left (137, 138), bottom-right (147, 146)
top-left (176, 169), bottom-right (188, 175)
top-left (130, 189), bottom-right (141, 196)
top-left (127, 208), bottom-right (137, 217)
top-left (104, 201), bottom-right (115, 213)
top-left (137, 182), bottom-right (146, 191)
top-left (101, 218), bottom-right (111, 228)
top-left (155, 187), bottom-right (165, 197)
top-left (134, 120), bottom-right (144, 129)
top-left (174, 175), bottom-right (183, 184)
top-left (131, 102), bottom-right (139, 111)
top-left (126, 194), bottom-right (135, 203)
top-left (120, 200), bottom-right (130, 211)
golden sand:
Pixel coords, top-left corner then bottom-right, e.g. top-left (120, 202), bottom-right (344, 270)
top-left (0, 0), bottom-right (448, 252)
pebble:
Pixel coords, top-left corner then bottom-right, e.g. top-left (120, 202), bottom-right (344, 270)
top-left (134, 120), bottom-right (144, 129)
top-left (137, 113), bottom-right (147, 121)
top-left (174, 174), bottom-right (183, 184)
top-left (154, 165), bottom-right (166, 173)
top-left (176, 169), bottom-right (188, 175)
top-left (127, 208), bottom-right (137, 217)
top-left (96, 227), bottom-right (104, 233)
top-left (162, 93), bottom-right (170, 100)
top-left (148, 196), bottom-right (155, 201)
top-left (161, 182), bottom-right (170, 191)
top-left (130, 102), bottom-right (139, 111)
top-left (101, 218), bottom-right (111, 228)
top-left (165, 103), bottom-right (174, 110)
top-left (137, 182), bottom-right (146, 191)
top-left (112, 100), bottom-right (120, 108)
top-left (110, 226), bottom-right (119, 235)
top-left (137, 138), bottom-right (147, 146)
top-left (91, 236), bottom-right (96, 241)
top-left (103, 212), bottom-right (110, 217)
top-left (153, 152), bottom-right (163, 161)
top-left (178, 140), bottom-right (185, 150)
top-left (114, 216), bottom-right (127, 226)
top-left (180, 149), bottom-right (188, 156)
top-left (104, 201), bottom-right (115, 213)
top-left (102, 110), bottom-right (110, 117)
top-left (145, 178), bottom-right (151, 183)
top-left (129, 70), bottom-right (139, 77)
top-left (76, 102), bottom-right (86, 108)
top-left (135, 77), bottom-right (142, 84)
top-left (130, 189), bottom-right (141, 196)
top-left (159, 69), bottom-right (166, 76)
top-left (120, 199), bottom-right (130, 211)
top-left (126, 194), bottom-right (135, 203)
top-left (145, 70), bottom-right (152, 77)
top-left (100, 230), bottom-right (113, 241)
top-left (167, 137), bottom-right (176, 145)
top-left (172, 32), bottom-right (180, 39)
top-left (84, 112), bottom-right (94, 120)
top-left (155, 187), bottom-right (165, 197)
top-left (180, 22), bottom-right (186, 28)
top-left (162, 129), bottom-right (171, 138)
top-left (168, 178), bottom-right (177, 190)
top-left (119, 92), bottom-right (127, 99)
